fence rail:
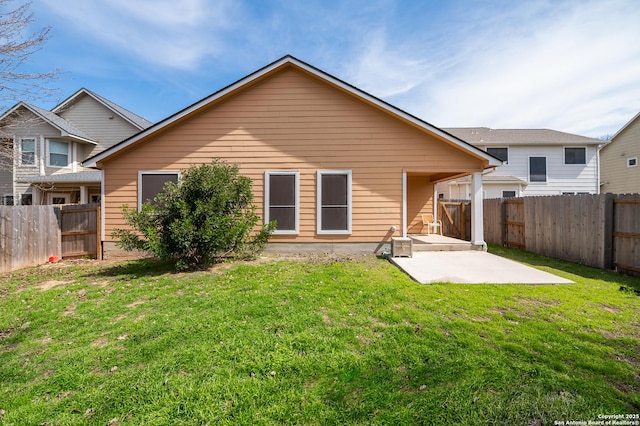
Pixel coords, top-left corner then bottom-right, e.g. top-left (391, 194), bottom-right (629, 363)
top-left (481, 194), bottom-right (640, 276)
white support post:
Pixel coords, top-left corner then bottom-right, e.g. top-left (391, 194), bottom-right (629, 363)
top-left (402, 171), bottom-right (407, 237)
top-left (80, 185), bottom-right (87, 204)
top-left (471, 171), bottom-right (486, 249)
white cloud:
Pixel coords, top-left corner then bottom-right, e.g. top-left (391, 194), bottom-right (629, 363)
top-left (346, 0), bottom-right (640, 137)
top-left (39, 0), bottom-right (237, 70)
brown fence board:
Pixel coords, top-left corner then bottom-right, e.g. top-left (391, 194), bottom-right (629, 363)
top-left (481, 194), bottom-right (639, 276)
top-left (613, 196), bottom-right (640, 276)
top-left (0, 206), bottom-right (62, 273)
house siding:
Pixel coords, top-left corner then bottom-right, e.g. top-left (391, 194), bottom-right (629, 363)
top-left (601, 117), bottom-right (640, 194)
top-left (57, 94), bottom-right (142, 157)
top-left (509, 145), bottom-right (598, 195)
top-left (101, 68), bottom-right (484, 243)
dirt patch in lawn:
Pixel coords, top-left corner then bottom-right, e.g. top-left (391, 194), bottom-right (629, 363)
top-left (42, 280), bottom-right (74, 291)
top-left (125, 300), bottom-right (146, 308)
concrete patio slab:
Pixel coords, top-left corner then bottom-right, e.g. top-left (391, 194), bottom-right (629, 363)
top-left (390, 251), bottom-right (573, 284)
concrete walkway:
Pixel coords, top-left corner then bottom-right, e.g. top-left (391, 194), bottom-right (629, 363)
top-left (390, 251), bottom-right (573, 284)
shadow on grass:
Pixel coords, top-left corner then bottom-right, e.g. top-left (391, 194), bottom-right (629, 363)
top-left (85, 258), bottom-right (179, 280)
top-left (488, 244), bottom-right (640, 295)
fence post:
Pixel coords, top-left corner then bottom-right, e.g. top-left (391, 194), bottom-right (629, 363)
top-left (603, 193), bottom-right (614, 270)
top-left (501, 199), bottom-right (507, 246)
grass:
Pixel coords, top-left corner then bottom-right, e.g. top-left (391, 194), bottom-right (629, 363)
top-left (0, 247), bottom-right (639, 425)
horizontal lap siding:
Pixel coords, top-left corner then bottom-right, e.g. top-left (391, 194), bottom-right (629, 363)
top-left (103, 68), bottom-right (483, 242)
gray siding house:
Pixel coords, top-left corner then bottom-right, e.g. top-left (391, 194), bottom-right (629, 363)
top-left (438, 128), bottom-right (604, 199)
top-left (0, 89), bottom-right (152, 205)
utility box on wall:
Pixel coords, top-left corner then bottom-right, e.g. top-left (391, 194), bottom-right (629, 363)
top-left (391, 237), bottom-right (412, 258)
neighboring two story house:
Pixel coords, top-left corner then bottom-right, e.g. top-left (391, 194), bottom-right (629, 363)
top-left (437, 127), bottom-right (603, 199)
top-left (0, 89), bottom-right (152, 205)
top-left (600, 112), bottom-right (640, 194)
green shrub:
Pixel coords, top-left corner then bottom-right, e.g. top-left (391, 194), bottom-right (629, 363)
top-left (112, 159), bottom-right (275, 270)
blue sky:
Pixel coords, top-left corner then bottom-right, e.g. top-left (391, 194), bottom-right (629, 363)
top-left (19, 0), bottom-right (640, 138)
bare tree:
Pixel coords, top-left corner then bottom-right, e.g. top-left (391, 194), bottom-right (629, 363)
top-left (0, 0), bottom-right (59, 109)
top-left (0, 0), bottom-right (60, 182)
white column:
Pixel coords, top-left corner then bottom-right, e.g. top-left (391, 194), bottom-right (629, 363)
top-left (471, 171), bottom-right (486, 249)
top-left (39, 136), bottom-right (45, 176)
top-left (80, 185), bottom-right (87, 204)
top-left (402, 171), bottom-right (407, 237)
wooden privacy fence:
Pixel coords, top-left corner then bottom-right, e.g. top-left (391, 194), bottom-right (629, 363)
top-left (483, 194), bottom-right (640, 275)
top-left (0, 206), bottom-right (61, 273)
top-left (0, 204), bottom-right (100, 273)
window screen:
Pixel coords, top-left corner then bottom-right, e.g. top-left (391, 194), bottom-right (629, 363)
top-left (487, 147), bottom-right (508, 162)
top-left (267, 173), bottom-right (297, 232)
top-left (564, 147), bottom-right (586, 164)
top-left (502, 191), bottom-right (516, 198)
top-left (319, 172), bottom-right (350, 233)
top-left (529, 157), bottom-right (547, 182)
top-left (140, 173), bottom-right (179, 207)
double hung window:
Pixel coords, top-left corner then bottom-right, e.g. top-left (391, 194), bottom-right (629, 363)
top-left (529, 157), bottom-right (547, 183)
top-left (264, 171), bottom-right (299, 234)
top-left (317, 170), bottom-right (352, 234)
top-left (20, 138), bottom-right (36, 166)
top-left (48, 140), bottom-right (70, 167)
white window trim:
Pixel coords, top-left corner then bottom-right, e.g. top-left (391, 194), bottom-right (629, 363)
top-left (317, 170), bottom-right (352, 235)
top-left (46, 139), bottom-right (71, 168)
top-left (19, 137), bottom-right (37, 167)
top-left (528, 156), bottom-right (547, 183)
top-left (487, 146), bottom-right (509, 164)
top-left (563, 146), bottom-right (587, 165)
top-left (138, 170), bottom-right (181, 210)
top-left (628, 157), bottom-right (638, 168)
top-left (264, 171), bottom-right (299, 235)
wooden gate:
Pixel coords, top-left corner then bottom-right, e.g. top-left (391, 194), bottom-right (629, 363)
top-left (612, 197), bottom-right (640, 275)
top-left (503, 198), bottom-right (525, 249)
top-left (438, 200), bottom-right (471, 240)
top-left (60, 204), bottom-right (101, 259)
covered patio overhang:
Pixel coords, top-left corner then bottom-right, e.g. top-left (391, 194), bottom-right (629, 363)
top-left (17, 171), bottom-right (103, 205)
top-left (403, 169), bottom-right (488, 249)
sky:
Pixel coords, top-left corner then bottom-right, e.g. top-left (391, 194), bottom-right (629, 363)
top-left (13, 0), bottom-right (640, 138)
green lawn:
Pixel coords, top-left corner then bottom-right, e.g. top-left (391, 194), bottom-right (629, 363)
top-left (1, 247), bottom-right (639, 425)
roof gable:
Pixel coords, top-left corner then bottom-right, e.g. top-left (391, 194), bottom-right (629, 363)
top-left (610, 112), bottom-right (640, 141)
top-left (0, 101), bottom-right (97, 143)
top-left (84, 55), bottom-right (501, 168)
top-left (52, 88), bottom-right (152, 130)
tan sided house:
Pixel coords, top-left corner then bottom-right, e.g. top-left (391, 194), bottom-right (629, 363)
top-left (84, 56), bottom-right (502, 257)
top-left (600, 112), bottom-right (640, 194)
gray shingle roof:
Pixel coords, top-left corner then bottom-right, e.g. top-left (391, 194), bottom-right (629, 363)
top-left (443, 127), bottom-right (601, 145)
top-left (16, 170), bottom-right (102, 183)
top-left (449, 174), bottom-right (526, 184)
top-left (24, 103), bottom-right (97, 143)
